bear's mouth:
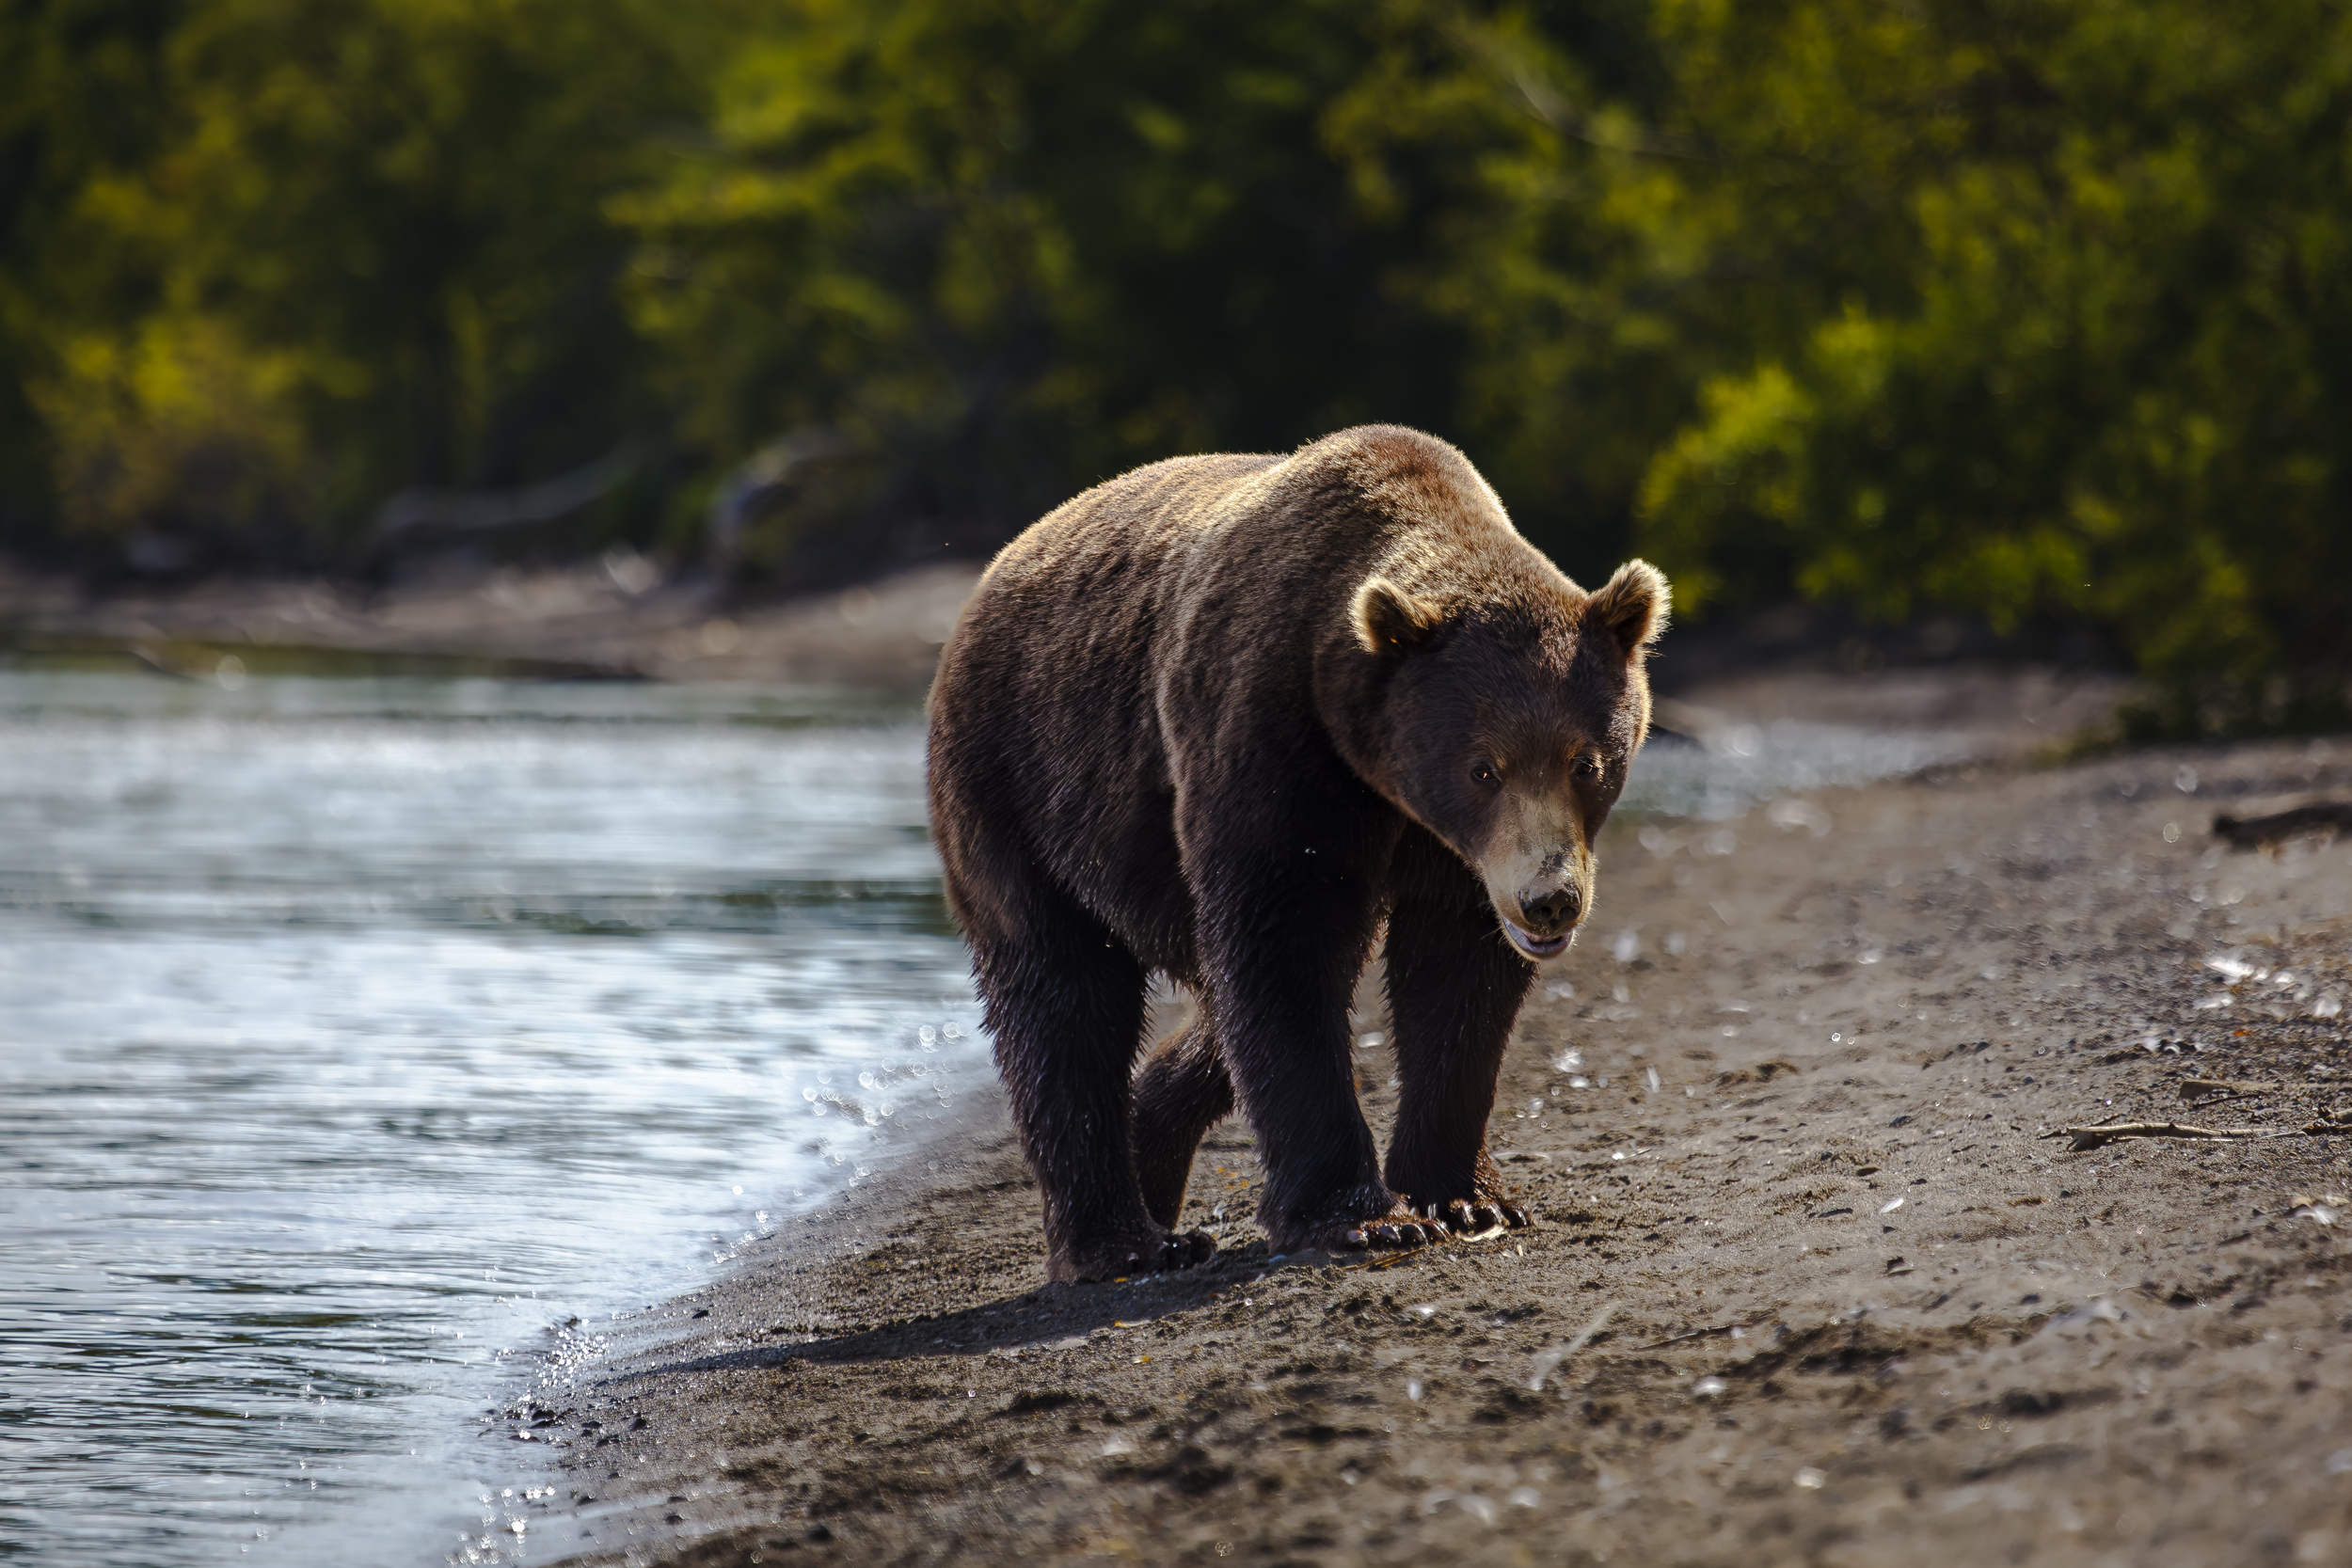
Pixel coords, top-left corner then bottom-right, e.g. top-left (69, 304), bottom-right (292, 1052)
top-left (1502, 919), bottom-right (1572, 960)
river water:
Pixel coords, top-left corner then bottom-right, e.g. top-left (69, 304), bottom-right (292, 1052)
top-left (0, 662), bottom-right (1967, 1567)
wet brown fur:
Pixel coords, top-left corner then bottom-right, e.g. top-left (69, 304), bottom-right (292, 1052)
top-left (926, 426), bottom-right (1666, 1282)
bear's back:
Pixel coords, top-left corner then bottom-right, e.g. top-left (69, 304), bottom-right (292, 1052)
top-left (927, 425), bottom-right (1587, 974)
top-left (969, 426), bottom-right (1521, 632)
top-left (934, 425), bottom-right (1559, 753)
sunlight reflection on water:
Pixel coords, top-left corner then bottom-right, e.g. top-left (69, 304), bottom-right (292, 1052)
top-left (0, 669), bottom-right (986, 1568)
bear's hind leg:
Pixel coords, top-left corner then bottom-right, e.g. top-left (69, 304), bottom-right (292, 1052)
top-left (1381, 889), bottom-right (1538, 1236)
top-left (969, 887), bottom-right (1215, 1284)
top-left (1132, 1006), bottom-right (1233, 1230)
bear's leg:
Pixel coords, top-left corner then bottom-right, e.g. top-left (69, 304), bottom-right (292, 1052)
top-left (1132, 1006), bottom-right (1233, 1230)
top-left (1381, 891), bottom-right (1538, 1236)
top-left (1206, 942), bottom-right (1451, 1256)
top-left (1181, 796), bottom-right (1446, 1256)
top-left (969, 893), bottom-right (1216, 1285)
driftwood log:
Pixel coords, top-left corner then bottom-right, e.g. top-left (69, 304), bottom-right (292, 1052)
top-left (2214, 802), bottom-right (2352, 850)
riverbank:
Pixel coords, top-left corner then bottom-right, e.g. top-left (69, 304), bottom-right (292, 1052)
top-left (0, 557), bottom-right (977, 690)
top-left (516, 720), bottom-right (2352, 1567)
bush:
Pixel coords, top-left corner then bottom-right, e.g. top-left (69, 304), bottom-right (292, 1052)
top-left (1631, 0), bottom-right (2352, 719)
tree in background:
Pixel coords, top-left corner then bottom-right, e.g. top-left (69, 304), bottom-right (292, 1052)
top-left (0, 0), bottom-right (183, 554)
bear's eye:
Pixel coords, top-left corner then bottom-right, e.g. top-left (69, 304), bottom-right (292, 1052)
top-left (1470, 760), bottom-right (1500, 787)
top-left (1575, 754), bottom-right (1607, 779)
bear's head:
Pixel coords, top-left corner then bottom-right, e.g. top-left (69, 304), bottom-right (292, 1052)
top-left (1348, 559), bottom-right (1670, 959)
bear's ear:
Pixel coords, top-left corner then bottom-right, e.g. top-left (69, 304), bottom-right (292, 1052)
top-left (1351, 576), bottom-right (1441, 656)
top-left (1583, 559), bottom-right (1671, 658)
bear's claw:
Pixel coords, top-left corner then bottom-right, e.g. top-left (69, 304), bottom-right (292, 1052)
top-left (1317, 1212), bottom-right (1442, 1253)
top-left (1423, 1197), bottom-right (1530, 1237)
top-left (1053, 1226), bottom-right (1216, 1283)
top-left (1339, 1222), bottom-right (1438, 1250)
top-left (1154, 1227), bottom-right (1217, 1271)
top-left (1298, 1194), bottom-right (1531, 1255)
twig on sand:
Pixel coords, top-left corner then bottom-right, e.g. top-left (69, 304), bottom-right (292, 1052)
top-left (2178, 1078), bottom-right (2272, 1103)
top-left (2044, 1120), bottom-right (2256, 1151)
top-left (1528, 1302), bottom-right (1618, 1390)
top-left (2042, 1119), bottom-right (2352, 1152)
top-left (1641, 1321), bottom-right (1759, 1350)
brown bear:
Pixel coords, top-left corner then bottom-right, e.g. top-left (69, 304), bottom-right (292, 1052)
top-left (927, 425), bottom-right (1667, 1283)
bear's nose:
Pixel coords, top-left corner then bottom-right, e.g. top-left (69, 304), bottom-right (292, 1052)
top-left (1518, 882), bottom-right (1582, 934)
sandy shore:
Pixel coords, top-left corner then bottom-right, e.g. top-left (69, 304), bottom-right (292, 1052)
top-left (497, 702), bottom-right (2352, 1566)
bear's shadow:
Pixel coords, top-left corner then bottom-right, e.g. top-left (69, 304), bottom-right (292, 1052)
top-left (635, 1243), bottom-right (1404, 1378)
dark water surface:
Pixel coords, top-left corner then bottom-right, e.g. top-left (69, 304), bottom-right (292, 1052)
top-left (0, 664), bottom-right (1966, 1566)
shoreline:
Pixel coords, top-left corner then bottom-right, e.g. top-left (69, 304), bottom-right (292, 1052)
top-left (0, 559), bottom-right (981, 693)
top-left (517, 715), bottom-right (2352, 1566)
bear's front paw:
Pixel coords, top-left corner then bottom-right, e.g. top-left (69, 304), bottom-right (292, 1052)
top-left (1051, 1227), bottom-right (1216, 1284)
top-left (1387, 1156), bottom-right (1533, 1239)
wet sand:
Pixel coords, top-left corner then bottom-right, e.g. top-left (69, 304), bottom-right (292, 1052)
top-left (517, 718), bottom-right (2352, 1566)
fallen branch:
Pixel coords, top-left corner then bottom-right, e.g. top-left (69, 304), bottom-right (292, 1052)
top-left (2042, 1120), bottom-right (2265, 1150)
top-left (373, 444), bottom-right (639, 544)
top-left (2042, 1119), bottom-right (2352, 1151)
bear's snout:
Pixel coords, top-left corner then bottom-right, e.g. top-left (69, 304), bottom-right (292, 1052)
top-left (1500, 875), bottom-right (1584, 959)
top-left (1516, 881), bottom-right (1582, 935)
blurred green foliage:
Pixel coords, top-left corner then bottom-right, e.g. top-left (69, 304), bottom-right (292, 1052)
top-left (1634, 0), bottom-right (2352, 727)
top-left (1, 0), bottom-right (727, 563)
top-left (614, 0), bottom-right (1654, 573)
top-left (6, 0), bottom-right (2352, 719)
